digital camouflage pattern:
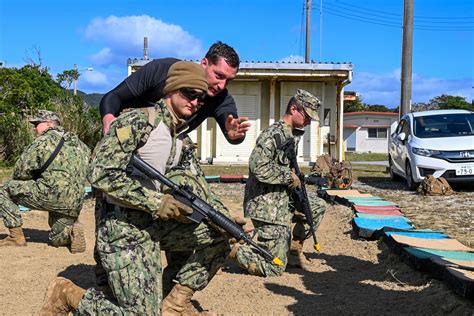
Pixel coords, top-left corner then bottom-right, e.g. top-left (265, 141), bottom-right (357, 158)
top-left (295, 89), bottom-right (321, 121)
top-left (235, 192), bottom-right (326, 277)
top-left (87, 104), bottom-right (168, 213)
top-left (244, 120), bottom-right (296, 226)
top-left (28, 109), bottom-right (61, 124)
top-left (236, 120), bottom-right (327, 276)
top-left (0, 126), bottom-right (90, 246)
top-left (162, 137), bottom-right (231, 295)
top-left (81, 101), bottom-right (230, 314)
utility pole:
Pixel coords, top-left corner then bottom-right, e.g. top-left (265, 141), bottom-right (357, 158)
top-left (400, 0), bottom-right (414, 117)
top-left (305, 0), bottom-right (312, 63)
top-left (319, 0), bottom-right (323, 62)
top-left (144, 37), bottom-right (149, 60)
top-left (73, 64), bottom-right (78, 96)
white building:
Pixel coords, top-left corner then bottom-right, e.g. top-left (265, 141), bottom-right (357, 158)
top-left (128, 59), bottom-right (353, 162)
top-left (343, 111), bottom-right (399, 153)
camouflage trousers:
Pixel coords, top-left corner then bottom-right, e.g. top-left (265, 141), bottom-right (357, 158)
top-left (0, 180), bottom-right (78, 246)
top-left (77, 206), bottom-right (230, 315)
top-left (235, 196), bottom-right (326, 277)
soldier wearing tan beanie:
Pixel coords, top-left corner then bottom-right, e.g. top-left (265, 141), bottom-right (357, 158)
top-left (164, 61), bottom-right (208, 95)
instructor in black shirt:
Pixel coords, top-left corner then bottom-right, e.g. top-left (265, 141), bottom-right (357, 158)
top-left (99, 41), bottom-right (250, 144)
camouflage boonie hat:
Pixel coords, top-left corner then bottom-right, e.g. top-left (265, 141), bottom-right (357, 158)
top-left (295, 89), bottom-right (321, 121)
top-left (28, 110), bottom-right (60, 124)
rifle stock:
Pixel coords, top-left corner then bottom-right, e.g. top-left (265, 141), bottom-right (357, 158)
top-left (129, 155), bottom-right (283, 266)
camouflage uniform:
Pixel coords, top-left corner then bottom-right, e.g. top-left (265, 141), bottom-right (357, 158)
top-left (77, 101), bottom-right (230, 315)
top-left (234, 120), bottom-right (326, 277)
top-left (0, 126), bottom-right (90, 246)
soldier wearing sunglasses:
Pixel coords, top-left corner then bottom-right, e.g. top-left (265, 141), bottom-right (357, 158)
top-left (99, 41), bottom-right (250, 143)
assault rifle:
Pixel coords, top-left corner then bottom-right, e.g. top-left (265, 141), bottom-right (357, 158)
top-left (129, 155), bottom-right (283, 266)
top-left (277, 136), bottom-right (321, 252)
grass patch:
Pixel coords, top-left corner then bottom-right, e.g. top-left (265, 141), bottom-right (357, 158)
top-left (201, 164), bottom-right (313, 176)
top-left (345, 152), bottom-right (388, 162)
top-left (351, 164), bottom-right (389, 181)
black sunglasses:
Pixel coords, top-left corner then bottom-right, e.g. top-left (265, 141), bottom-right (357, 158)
top-left (179, 87), bottom-right (207, 102)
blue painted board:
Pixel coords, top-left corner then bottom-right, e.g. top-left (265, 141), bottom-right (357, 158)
top-left (384, 231), bottom-right (449, 239)
top-left (19, 205), bottom-right (30, 212)
top-left (353, 217), bottom-right (413, 238)
top-left (205, 176), bottom-right (220, 183)
top-left (356, 213), bottom-right (407, 221)
top-left (353, 217), bottom-right (413, 231)
top-left (405, 247), bottom-right (474, 261)
top-left (351, 200), bottom-right (398, 206)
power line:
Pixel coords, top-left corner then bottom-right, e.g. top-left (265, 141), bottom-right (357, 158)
top-left (333, 0), bottom-right (474, 20)
top-left (322, 1), bottom-right (473, 24)
top-left (311, 2), bottom-right (474, 31)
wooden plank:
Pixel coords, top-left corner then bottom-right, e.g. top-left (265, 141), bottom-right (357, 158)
top-left (391, 235), bottom-right (473, 252)
top-left (384, 231), bottom-right (448, 239)
top-left (325, 190), bottom-right (371, 197)
top-left (353, 205), bottom-right (401, 212)
top-left (431, 257), bottom-right (474, 270)
top-left (356, 213), bottom-right (406, 220)
top-left (405, 247), bottom-right (474, 261)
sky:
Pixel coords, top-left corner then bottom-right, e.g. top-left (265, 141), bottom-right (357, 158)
top-left (1, 0), bottom-right (472, 108)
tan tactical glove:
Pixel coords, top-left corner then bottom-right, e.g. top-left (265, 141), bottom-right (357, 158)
top-left (289, 171), bottom-right (301, 190)
top-left (155, 194), bottom-right (193, 221)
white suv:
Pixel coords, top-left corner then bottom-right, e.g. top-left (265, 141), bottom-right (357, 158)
top-left (389, 109), bottom-right (474, 190)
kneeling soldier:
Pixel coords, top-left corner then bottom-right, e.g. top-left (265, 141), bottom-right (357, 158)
top-left (0, 110), bottom-right (90, 253)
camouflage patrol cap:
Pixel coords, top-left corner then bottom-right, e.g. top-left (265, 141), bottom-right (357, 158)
top-left (295, 89), bottom-right (321, 121)
top-left (28, 110), bottom-right (60, 124)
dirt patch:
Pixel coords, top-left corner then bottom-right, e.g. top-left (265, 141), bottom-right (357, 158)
top-left (0, 183), bottom-right (473, 314)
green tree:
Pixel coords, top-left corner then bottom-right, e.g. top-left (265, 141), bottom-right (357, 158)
top-left (0, 64), bottom-right (100, 164)
top-left (344, 95), bottom-right (365, 113)
top-left (430, 95), bottom-right (472, 110)
top-left (365, 104), bottom-right (396, 112)
top-left (56, 69), bottom-right (80, 90)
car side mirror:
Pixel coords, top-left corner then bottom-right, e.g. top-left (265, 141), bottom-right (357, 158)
top-left (397, 132), bottom-right (406, 142)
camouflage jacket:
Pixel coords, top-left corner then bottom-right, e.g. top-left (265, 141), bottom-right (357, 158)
top-left (13, 126), bottom-right (90, 213)
top-left (244, 120), bottom-right (300, 225)
top-left (87, 100), bottom-right (181, 214)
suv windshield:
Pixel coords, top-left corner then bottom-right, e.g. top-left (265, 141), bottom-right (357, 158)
top-left (413, 113), bottom-right (474, 138)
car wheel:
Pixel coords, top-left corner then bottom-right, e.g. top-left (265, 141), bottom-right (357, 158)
top-left (406, 162), bottom-right (418, 191)
top-left (389, 156), bottom-right (402, 181)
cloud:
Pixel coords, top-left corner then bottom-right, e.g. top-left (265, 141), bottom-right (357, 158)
top-left (350, 70), bottom-right (473, 107)
top-left (83, 15), bottom-right (203, 67)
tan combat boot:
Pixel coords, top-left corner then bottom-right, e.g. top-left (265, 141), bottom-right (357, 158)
top-left (70, 222), bottom-right (86, 254)
top-left (162, 284), bottom-right (216, 316)
top-left (39, 277), bottom-right (85, 316)
top-left (289, 239), bottom-right (310, 271)
top-left (0, 227), bottom-right (27, 247)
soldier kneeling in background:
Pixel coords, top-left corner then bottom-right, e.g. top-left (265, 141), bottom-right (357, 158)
top-left (0, 110), bottom-right (90, 253)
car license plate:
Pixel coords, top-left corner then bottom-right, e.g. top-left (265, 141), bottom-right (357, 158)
top-left (456, 165), bottom-right (474, 176)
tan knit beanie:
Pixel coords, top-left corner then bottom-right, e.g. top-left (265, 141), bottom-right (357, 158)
top-left (163, 61), bottom-right (208, 94)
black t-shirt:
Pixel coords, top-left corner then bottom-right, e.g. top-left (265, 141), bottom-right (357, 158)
top-left (99, 58), bottom-right (241, 143)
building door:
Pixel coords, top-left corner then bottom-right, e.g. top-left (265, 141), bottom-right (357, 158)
top-left (215, 81), bottom-right (260, 162)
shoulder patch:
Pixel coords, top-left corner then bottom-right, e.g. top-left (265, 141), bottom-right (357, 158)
top-left (116, 126), bottom-right (132, 143)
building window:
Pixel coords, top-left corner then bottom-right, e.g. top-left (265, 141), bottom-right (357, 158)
top-left (324, 109), bottom-right (331, 126)
top-left (368, 128), bottom-right (387, 139)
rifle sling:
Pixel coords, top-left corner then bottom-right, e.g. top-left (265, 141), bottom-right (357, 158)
top-left (32, 136), bottom-right (65, 180)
